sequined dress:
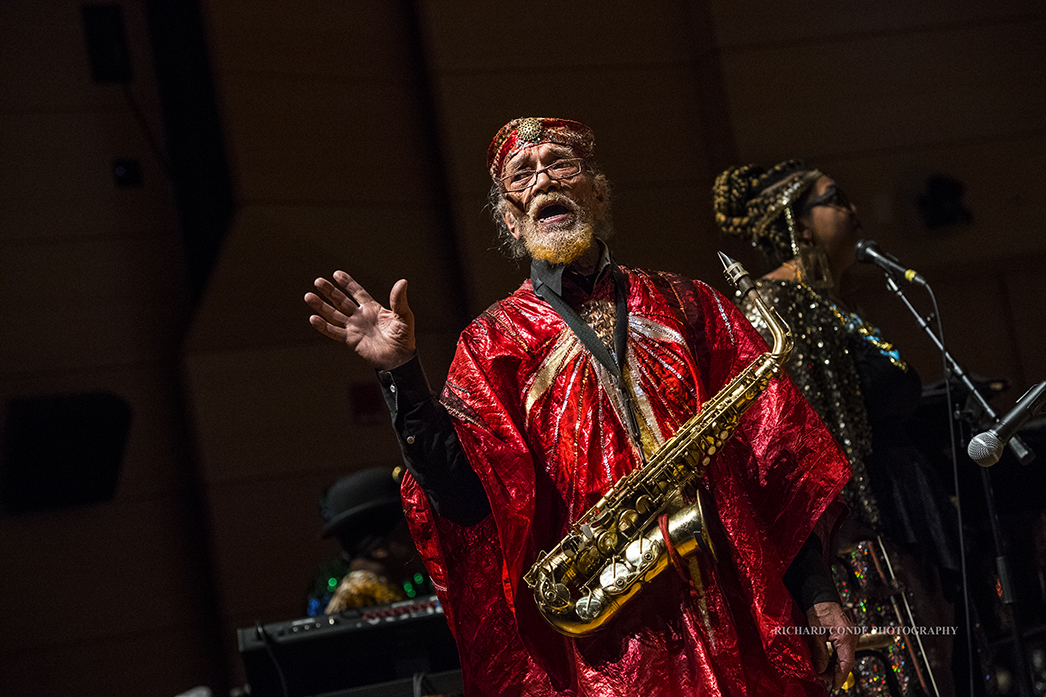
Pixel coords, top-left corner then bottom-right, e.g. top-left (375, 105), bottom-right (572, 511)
top-left (738, 279), bottom-right (958, 569)
top-left (739, 280), bottom-right (960, 697)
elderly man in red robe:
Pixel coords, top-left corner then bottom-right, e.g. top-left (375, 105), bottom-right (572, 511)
top-left (306, 117), bottom-right (855, 696)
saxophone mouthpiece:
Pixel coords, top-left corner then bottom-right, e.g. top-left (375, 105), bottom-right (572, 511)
top-left (718, 252), bottom-right (755, 294)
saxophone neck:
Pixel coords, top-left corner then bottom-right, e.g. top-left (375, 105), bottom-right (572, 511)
top-left (753, 294), bottom-right (793, 362)
top-left (719, 253), bottom-right (792, 361)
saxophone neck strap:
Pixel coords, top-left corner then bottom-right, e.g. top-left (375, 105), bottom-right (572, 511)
top-left (530, 260), bottom-right (630, 380)
top-left (532, 260), bottom-right (644, 455)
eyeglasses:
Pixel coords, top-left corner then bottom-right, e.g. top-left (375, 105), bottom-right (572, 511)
top-left (800, 184), bottom-right (852, 214)
top-left (499, 158), bottom-right (585, 192)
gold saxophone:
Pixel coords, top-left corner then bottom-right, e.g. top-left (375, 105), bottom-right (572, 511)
top-left (522, 252), bottom-right (794, 637)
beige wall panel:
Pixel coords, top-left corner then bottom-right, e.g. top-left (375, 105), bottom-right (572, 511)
top-left (204, 0), bottom-right (414, 82)
top-left (848, 271), bottom-right (1023, 389)
top-left (606, 184), bottom-right (726, 282)
top-left (0, 0), bottom-right (159, 111)
top-left (711, 0), bottom-right (1040, 48)
top-left (204, 473), bottom-right (364, 622)
top-left (185, 205), bottom-right (463, 355)
top-left (0, 496), bottom-right (211, 651)
top-left (218, 76), bottom-right (433, 204)
top-left (1006, 267), bottom-right (1046, 382)
top-left (184, 326), bottom-right (458, 478)
top-left (105, 371), bottom-right (193, 500)
top-left (0, 365), bottom-right (191, 500)
top-left (0, 111), bottom-right (176, 241)
top-left (184, 343), bottom-right (402, 483)
top-left (721, 21), bottom-right (1045, 163)
top-left (433, 65), bottom-right (708, 200)
top-left (0, 627), bottom-right (215, 697)
top-left (914, 275), bottom-right (1025, 390)
top-left (778, 134), bottom-right (1046, 272)
top-left (446, 193), bottom-right (528, 316)
top-left (1, 235), bottom-right (189, 373)
top-left (419, 0), bottom-right (698, 72)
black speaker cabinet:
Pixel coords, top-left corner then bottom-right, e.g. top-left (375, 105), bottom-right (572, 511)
top-left (0, 392), bottom-right (132, 513)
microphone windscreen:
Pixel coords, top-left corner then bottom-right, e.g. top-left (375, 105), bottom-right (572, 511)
top-left (854, 239), bottom-right (875, 263)
top-left (967, 431), bottom-right (1003, 467)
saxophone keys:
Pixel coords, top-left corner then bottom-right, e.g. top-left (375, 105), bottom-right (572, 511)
top-left (596, 530), bottom-right (619, 554)
top-left (599, 556), bottom-right (636, 595)
top-left (668, 462), bottom-right (688, 481)
top-left (625, 536), bottom-right (661, 568)
top-left (591, 509), bottom-right (614, 530)
top-left (562, 534), bottom-right (582, 559)
top-left (617, 509), bottom-right (639, 535)
top-left (683, 450), bottom-right (704, 471)
top-left (575, 591), bottom-right (605, 621)
top-left (634, 495), bottom-right (653, 515)
top-left (577, 547), bottom-right (603, 574)
top-left (538, 580), bottom-right (571, 609)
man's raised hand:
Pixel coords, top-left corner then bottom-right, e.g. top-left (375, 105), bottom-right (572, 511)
top-left (305, 271), bottom-right (415, 370)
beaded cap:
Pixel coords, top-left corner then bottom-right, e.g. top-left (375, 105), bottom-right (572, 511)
top-left (487, 117), bottom-right (595, 182)
top-left (712, 161), bottom-right (823, 262)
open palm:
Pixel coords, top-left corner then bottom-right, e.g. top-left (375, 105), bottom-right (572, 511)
top-left (305, 271), bottom-right (415, 370)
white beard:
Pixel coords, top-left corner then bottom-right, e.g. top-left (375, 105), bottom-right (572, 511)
top-left (513, 192), bottom-right (596, 266)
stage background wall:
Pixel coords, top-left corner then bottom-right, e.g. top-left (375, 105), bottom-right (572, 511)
top-left (1, 1), bottom-right (1042, 694)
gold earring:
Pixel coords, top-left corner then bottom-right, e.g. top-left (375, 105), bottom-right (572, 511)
top-left (784, 208), bottom-right (833, 289)
top-left (798, 244), bottom-right (834, 289)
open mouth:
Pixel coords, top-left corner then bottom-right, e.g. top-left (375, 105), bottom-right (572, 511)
top-left (536, 203), bottom-right (571, 223)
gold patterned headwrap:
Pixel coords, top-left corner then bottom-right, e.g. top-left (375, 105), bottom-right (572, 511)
top-left (487, 117), bottom-right (595, 182)
top-left (712, 160), bottom-right (823, 262)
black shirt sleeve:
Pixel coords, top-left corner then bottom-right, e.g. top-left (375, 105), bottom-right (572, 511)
top-left (782, 533), bottom-right (842, 611)
top-left (376, 354), bottom-right (491, 526)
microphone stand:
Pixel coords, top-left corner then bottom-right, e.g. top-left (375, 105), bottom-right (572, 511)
top-left (882, 273), bottom-right (1035, 697)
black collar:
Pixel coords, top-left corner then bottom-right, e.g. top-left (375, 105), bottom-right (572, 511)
top-left (528, 244), bottom-right (643, 456)
top-left (529, 242), bottom-right (612, 297)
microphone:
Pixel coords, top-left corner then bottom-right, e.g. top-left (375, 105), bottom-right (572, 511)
top-left (967, 381), bottom-right (1046, 467)
top-left (854, 239), bottom-right (927, 286)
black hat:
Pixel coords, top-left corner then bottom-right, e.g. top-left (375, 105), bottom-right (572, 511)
top-left (319, 467), bottom-right (404, 554)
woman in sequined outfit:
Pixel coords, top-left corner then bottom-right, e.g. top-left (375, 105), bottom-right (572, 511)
top-left (713, 162), bottom-right (961, 697)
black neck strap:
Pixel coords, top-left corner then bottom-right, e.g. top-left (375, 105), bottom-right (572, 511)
top-left (531, 261), bottom-right (644, 457)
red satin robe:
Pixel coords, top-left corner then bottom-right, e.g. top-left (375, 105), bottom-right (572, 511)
top-left (402, 265), bottom-right (850, 696)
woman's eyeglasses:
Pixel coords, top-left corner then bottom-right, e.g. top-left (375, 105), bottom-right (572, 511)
top-left (800, 185), bottom-right (852, 214)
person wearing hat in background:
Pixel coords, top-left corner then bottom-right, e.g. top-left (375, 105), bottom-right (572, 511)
top-left (306, 118), bottom-right (856, 696)
top-left (306, 466), bottom-right (429, 616)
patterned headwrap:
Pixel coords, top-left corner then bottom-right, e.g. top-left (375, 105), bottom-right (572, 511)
top-left (487, 117), bottom-right (595, 182)
top-left (712, 160), bottom-right (823, 262)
